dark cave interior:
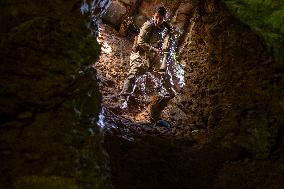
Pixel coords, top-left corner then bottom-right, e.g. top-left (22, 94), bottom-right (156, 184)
top-left (0, 0), bottom-right (284, 189)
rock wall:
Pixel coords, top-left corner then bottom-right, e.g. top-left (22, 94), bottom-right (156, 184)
top-left (162, 0), bottom-right (284, 159)
top-left (0, 0), bottom-right (109, 188)
top-left (103, 0), bottom-right (178, 28)
top-left (224, 0), bottom-right (284, 64)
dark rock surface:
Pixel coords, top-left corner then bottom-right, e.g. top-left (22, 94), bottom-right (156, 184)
top-left (0, 0), bottom-right (109, 188)
top-left (103, 0), bottom-right (127, 26)
top-left (162, 0), bottom-right (284, 159)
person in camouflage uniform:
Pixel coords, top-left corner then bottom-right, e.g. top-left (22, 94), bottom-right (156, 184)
top-left (121, 6), bottom-right (175, 104)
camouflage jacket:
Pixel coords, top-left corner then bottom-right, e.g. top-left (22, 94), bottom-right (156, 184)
top-left (131, 20), bottom-right (171, 68)
top-left (137, 20), bottom-right (170, 53)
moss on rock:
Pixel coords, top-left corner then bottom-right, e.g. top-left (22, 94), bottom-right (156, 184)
top-left (14, 176), bottom-right (83, 189)
top-left (224, 0), bottom-right (284, 63)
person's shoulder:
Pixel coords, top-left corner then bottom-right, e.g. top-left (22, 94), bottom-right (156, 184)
top-left (142, 20), bottom-right (154, 28)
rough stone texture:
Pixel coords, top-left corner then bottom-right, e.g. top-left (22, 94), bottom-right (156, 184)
top-left (120, 0), bottom-right (137, 5)
top-left (224, 0), bottom-right (284, 64)
top-left (162, 0), bottom-right (284, 159)
top-left (172, 0), bottom-right (195, 29)
top-left (94, 24), bottom-right (132, 109)
top-left (103, 0), bottom-right (127, 27)
top-left (0, 0), bottom-right (109, 188)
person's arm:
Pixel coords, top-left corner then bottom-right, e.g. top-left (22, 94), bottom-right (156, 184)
top-left (137, 21), bottom-right (160, 53)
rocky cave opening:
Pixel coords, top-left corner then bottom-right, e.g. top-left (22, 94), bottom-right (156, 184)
top-left (88, 0), bottom-right (284, 188)
top-left (0, 0), bottom-right (283, 188)
top-left (88, 0), bottom-right (212, 142)
top-left (81, 0), bottom-right (284, 188)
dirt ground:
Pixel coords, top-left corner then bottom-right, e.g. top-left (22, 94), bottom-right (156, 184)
top-left (93, 23), bottom-right (208, 141)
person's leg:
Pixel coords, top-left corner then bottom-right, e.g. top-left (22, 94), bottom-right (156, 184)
top-left (160, 72), bottom-right (175, 97)
top-left (121, 71), bottom-right (136, 96)
top-left (148, 95), bottom-right (171, 121)
top-left (121, 62), bottom-right (145, 95)
top-left (120, 57), bottom-right (146, 108)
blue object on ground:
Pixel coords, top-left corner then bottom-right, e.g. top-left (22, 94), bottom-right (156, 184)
top-left (156, 120), bottom-right (171, 128)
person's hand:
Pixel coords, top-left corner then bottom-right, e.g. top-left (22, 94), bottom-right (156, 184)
top-left (153, 48), bottom-right (163, 56)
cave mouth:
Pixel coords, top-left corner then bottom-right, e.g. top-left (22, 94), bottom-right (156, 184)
top-left (1, 1), bottom-right (282, 189)
top-left (81, 1), bottom-right (203, 140)
top-left (85, 1), bottom-right (284, 188)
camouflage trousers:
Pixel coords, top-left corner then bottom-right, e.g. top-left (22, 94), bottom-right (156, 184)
top-left (121, 52), bottom-right (174, 96)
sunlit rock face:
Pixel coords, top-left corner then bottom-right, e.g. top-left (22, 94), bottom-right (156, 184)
top-left (162, 0), bottom-right (283, 159)
top-left (0, 0), bottom-right (109, 188)
top-left (103, 0), bottom-right (127, 26)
